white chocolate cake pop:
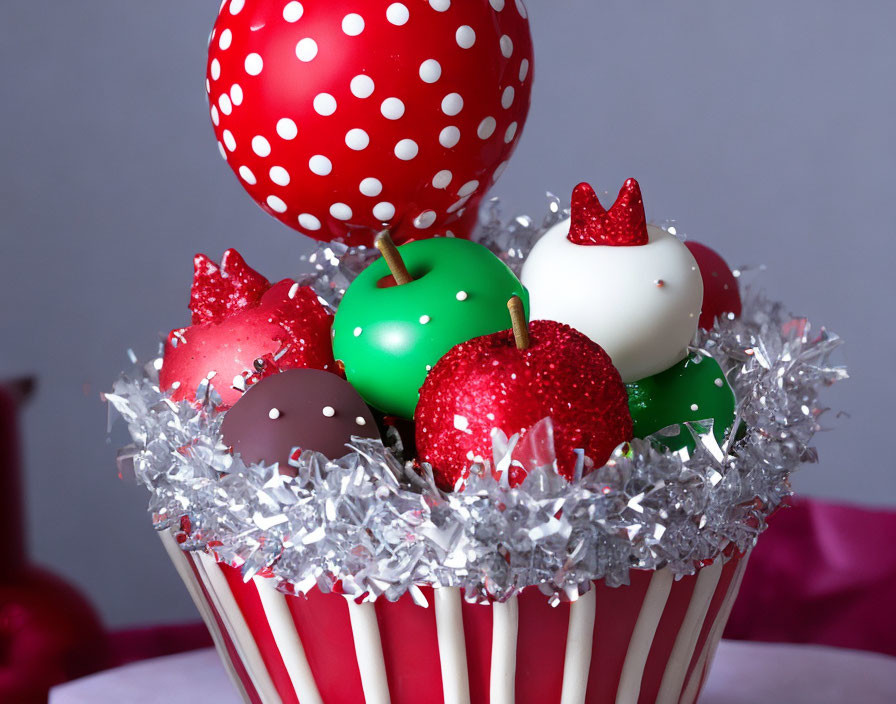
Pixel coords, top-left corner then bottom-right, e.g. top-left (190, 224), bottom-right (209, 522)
top-left (521, 179), bottom-right (703, 382)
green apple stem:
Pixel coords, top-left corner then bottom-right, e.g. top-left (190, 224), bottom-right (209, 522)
top-left (507, 295), bottom-right (530, 350)
top-left (374, 230), bottom-right (413, 285)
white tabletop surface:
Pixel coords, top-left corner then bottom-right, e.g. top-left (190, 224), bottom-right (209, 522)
top-left (51, 640), bottom-right (896, 703)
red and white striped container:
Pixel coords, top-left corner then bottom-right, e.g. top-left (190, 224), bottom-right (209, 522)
top-left (161, 532), bottom-right (750, 703)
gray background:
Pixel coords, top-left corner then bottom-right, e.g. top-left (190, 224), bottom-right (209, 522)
top-left (1, 1), bottom-right (892, 628)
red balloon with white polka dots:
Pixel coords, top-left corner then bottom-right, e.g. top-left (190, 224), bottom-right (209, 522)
top-left (206, 0), bottom-right (534, 247)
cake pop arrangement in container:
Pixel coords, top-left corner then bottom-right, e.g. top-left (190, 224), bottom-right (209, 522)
top-left (107, 1), bottom-right (846, 702)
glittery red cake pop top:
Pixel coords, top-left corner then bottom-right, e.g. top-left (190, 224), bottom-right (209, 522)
top-left (568, 178), bottom-right (649, 246)
top-left (684, 241), bottom-right (742, 329)
top-left (415, 320), bottom-right (633, 490)
top-left (160, 249), bottom-right (337, 408)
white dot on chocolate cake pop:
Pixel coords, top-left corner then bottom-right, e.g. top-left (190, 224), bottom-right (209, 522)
top-left (252, 135), bottom-right (271, 157)
top-left (373, 202), bottom-right (395, 221)
top-left (414, 210), bottom-right (437, 229)
top-left (355, 416), bottom-right (367, 426)
top-left (501, 86), bottom-right (515, 109)
top-left (690, 403), bottom-right (699, 412)
top-left (359, 178), bottom-right (382, 196)
top-left (268, 407), bottom-right (281, 419)
top-left (456, 290), bottom-right (468, 301)
top-left (350, 75), bottom-right (375, 99)
top-left (295, 38), bottom-right (318, 62)
top-left (386, 3), bottom-right (409, 25)
top-left (283, 2), bottom-right (303, 22)
top-left (270, 166), bottom-right (290, 186)
top-left (429, 0), bottom-right (450, 11)
top-left (504, 121), bottom-right (518, 143)
top-left (439, 126), bottom-right (460, 148)
top-left (380, 97), bottom-right (405, 120)
top-left (230, 84), bottom-right (243, 105)
top-left (342, 13), bottom-right (365, 36)
top-left (313, 93), bottom-right (337, 116)
top-left (478, 117), bottom-right (497, 139)
top-left (433, 170), bottom-right (453, 189)
top-left (419, 59), bottom-right (442, 83)
top-left (345, 128), bottom-right (370, 150)
top-left (218, 93), bottom-right (232, 115)
top-left (276, 118), bottom-right (298, 140)
top-left (245, 53), bottom-right (263, 76)
top-left (210, 59), bottom-right (221, 80)
top-left (394, 139), bottom-right (418, 160)
top-left (456, 26), bottom-right (476, 49)
top-left (330, 202), bottom-right (353, 220)
top-left (500, 35), bottom-right (514, 57)
top-left (441, 93), bottom-right (463, 116)
top-left (222, 130), bottom-right (237, 151)
top-left (419, 314), bottom-right (431, 324)
top-left (299, 213), bottom-right (321, 230)
top-left (266, 195), bottom-right (287, 213)
top-left (219, 29), bottom-right (232, 50)
top-left (322, 406), bottom-right (335, 417)
top-left (353, 327), bottom-right (363, 337)
top-left (309, 155), bottom-right (332, 175)
top-left (458, 180), bottom-right (479, 197)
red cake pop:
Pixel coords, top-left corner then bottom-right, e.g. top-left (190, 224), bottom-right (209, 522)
top-left (160, 249), bottom-right (337, 408)
top-left (684, 241), bottom-right (742, 329)
top-left (415, 311), bottom-right (632, 490)
top-left (206, 0), bottom-right (534, 246)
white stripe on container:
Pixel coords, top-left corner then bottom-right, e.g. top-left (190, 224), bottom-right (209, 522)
top-left (434, 587), bottom-right (472, 704)
top-left (253, 576), bottom-right (323, 704)
top-left (346, 598), bottom-right (392, 704)
top-left (490, 596), bottom-right (519, 704)
top-left (560, 588), bottom-right (597, 704)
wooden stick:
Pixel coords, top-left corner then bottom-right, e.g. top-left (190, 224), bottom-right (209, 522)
top-left (507, 295), bottom-right (530, 350)
top-left (374, 230), bottom-right (413, 285)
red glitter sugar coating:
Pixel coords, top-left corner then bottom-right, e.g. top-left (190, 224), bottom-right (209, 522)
top-left (160, 249), bottom-right (337, 409)
top-left (568, 179), bottom-right (649, 247)
top-left (415, 320), bottom-right (633, 490)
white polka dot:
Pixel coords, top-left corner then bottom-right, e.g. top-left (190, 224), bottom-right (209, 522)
top-left (230, 84), bottom-right (243, 106)
top-left (456, 26), bottom-right (476, 48)
top-left (245, 53), bottom-right (263, 76)
top-left (345, 128), bottom-right (370, 150)
top-left (386, 3), bottom-right (409, 25)
top-left (218, 29), bottom-right (232, 50)
top-left (330, 203), bottom-right (353, 220)
top-left (380, 98), bottom-right (405, 120)
top-left (299, 213), bottom-right (321, 230)
top-left (252, 135), bottom-right (271, 157)
top-left (295, 38), bottom-right (318, 62)
top-left (515, 0), bottom-right (528, 18)
top-left (309, 155), bottom-right (332, 175)
top-left (222, 129), bottom-right (237, 151)
top-left (447, 195), bottom-right (470, 213)
top-left (353, 327), bottom-right (363, 337)
top-left (276, 118), bottom-right (298, 140)
top-left (322, 405), bottom-right (335, 417)
top-left (394, 139), bottom-right (418, 160)
top-left (492, 161), bottom-right (508, 182)
top-left (283, 1), bottom-right (303, 22)
top-left (500, 35), bottom-right (513, 57)
top-left (313, 93), bottom-right (337, 116)
top-left (210, 105), bottom-right (220, 126)
top-left (519, 58), bottom-right (530, 81)
top-left (270, 166), bottom-right (290, 186)
top-left (218, 93), bottom-right (233, 115)
top-left (439, 126), bottom-right (460, 148)
top-left (218, 142), bottom-right (227, 160)
top-left (419, 59), bottom-right (442, 83)
top-left (690, 403), bottom-right (700, 412)
top-left (268, 408), bottom-right (281, 420)
top-left (374, 202), bottom-right (396, 221)
top-left (490, 0), bottom-right (505, 9)
top-left (429, 0), bottom-right (450, 10)
top-left (441, 93), bottom-right (463, 116)
top-left (239, 166), bottom-right (256, 184)
top-left (206, 78), bottom-right (211, 94)
top-left (359, 178), bottom-right (383, 197)
top-left (456, 290), bottom-right (468, 301)
top-left (229, 0), bottom-right (244, 14)
top-left (501, 86), bottom-right (515, 109)
top-left (504, 121), bottom-right (518, 143)
top-left (355, 416), bottom-right (367, 426)
top-left (457, 180), bottom-right (479, 197)
top-left (342, 13), bottom-right (365, 36)
top-left (432, 170), bottom-right (453, 188)
top-left (419, 314), bottom-right (431, 324)
top-left (210, 59), bottom-right (221, 80)
top-left (350, 75), bottom-right (375, 98)
top-left (414, 210), bottom-right (437, 229)
top-left (267, 195), bottom-right (287, 213)
top-left (478, 116), bottom-right (497, 139)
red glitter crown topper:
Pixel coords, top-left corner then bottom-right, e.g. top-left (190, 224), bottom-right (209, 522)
top-left (568, 178), bottom-right (649, 246)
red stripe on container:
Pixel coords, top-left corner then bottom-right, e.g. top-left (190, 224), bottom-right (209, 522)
top-left (515, 588), bottom-right (570, 703)
top-left (460, 595), bottom-right (494, 704)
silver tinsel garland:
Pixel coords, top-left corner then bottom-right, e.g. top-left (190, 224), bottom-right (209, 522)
top-left (107, 205), bottom-right (846, 604)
